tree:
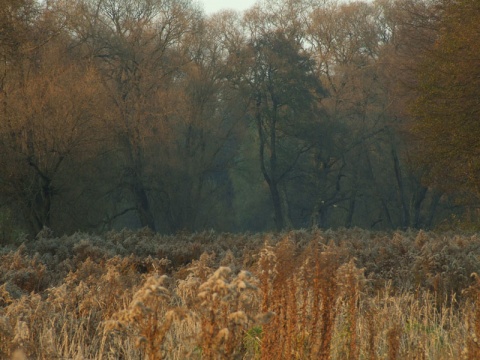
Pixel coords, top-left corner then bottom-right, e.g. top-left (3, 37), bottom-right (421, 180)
top-left (236, 22), bottom-right (326, 230)
top-left (305, 0), bottom-right (385, 228)
top-left (301, 0), bottom-right (447, 229)
top-left (152, 14), bottom-right (248, 232)
top-left (0, 2), bottom-right (105, 235)
top-left (63, 0), bottom-right (203, 231)
top-left (411, 0), bottom-right (480, 202)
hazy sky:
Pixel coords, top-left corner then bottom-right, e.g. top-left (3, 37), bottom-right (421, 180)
top-left (200, 0), bottom-right (257, 14)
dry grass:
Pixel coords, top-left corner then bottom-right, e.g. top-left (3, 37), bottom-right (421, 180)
top-left (1, 229), bottom-right (480, 359)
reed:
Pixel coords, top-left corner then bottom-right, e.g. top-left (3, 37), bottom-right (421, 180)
top-left (0, 229), bottom-right (479, 358)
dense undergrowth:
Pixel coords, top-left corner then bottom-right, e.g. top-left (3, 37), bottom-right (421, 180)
top-left (1, 228), bottom-right (480, 359)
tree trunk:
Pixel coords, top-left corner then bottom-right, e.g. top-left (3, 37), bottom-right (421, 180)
top-left (256, 94), bottom-right (286, 232)
top-left (391, 146), bottom-right (410, 228)
top-left (426, 192), bottom-right (441, 229)
top-left (345, 194), bottom-right (356, 228)
top-left (413, 185), bottom-right (428, 228)
top-left (133, 181), bottom-right (156, 231)
top-left (269, 181), bottom-right (285, 231)
top-left (365, 147), bottom-right (394, 228)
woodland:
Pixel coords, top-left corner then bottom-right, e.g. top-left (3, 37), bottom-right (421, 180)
top-left (1, 0), bottom-right (480, 237)
top-left (3, 1), bottom-right (480, 358)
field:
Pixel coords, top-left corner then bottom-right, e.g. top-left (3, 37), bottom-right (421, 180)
top-left (1, 228), bottom-right (480, 359)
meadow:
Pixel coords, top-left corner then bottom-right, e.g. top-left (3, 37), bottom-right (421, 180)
top-left (1, 228), bottom-right (480, 359)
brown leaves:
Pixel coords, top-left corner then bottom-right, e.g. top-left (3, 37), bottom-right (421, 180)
top-left (410, 0), bottom-right (480, 200)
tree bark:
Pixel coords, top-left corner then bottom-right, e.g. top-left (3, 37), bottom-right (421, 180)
top-left (391, 146), bottom-right (410, 228)
top-left (132, 181), bottom-right (156, 231)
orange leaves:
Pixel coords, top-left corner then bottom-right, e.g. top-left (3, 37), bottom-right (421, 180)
top-left (411, 0), bottom-right (480, 199)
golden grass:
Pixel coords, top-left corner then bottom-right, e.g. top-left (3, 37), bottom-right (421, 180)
top-left (1, 229), bottom-right (480, 359)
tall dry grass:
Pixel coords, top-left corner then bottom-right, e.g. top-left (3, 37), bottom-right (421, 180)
top-left (1, 229), bottom-right (480, 359)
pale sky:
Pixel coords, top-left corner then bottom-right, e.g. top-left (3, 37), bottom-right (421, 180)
top-left (200, 0), bottom-right (258, 14)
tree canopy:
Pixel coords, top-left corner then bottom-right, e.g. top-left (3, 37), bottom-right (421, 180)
top-left (411, 0), bottom-right (480, 201)
top-left (0, 0), bottom-right (479, 238)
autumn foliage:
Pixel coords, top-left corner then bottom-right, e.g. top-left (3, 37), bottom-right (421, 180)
top-left (2, 0), bottom-right (480, 235)
top-left (2, 1), bottom-right (480, 357)
top-left (411, 0), bottom-right (480, 200)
